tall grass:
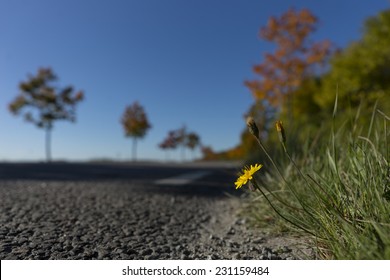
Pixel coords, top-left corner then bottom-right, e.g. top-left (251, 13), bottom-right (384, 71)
top-left (245, 104), bottom-right (390, 259)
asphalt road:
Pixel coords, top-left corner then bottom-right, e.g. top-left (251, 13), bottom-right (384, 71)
top-left (0, 162), bottom-right (313, 260)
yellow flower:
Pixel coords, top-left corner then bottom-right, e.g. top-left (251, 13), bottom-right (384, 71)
top-left (234, 164), bottom-right (263, 189)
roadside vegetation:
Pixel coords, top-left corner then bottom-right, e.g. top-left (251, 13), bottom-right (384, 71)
top-left (240, 103), bottom-right (389, 259)
top-left (234, 8), bottom-right (390, 259)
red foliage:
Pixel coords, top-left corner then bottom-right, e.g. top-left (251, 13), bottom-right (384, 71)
top-left (245, 8), bottom-right (332, 108)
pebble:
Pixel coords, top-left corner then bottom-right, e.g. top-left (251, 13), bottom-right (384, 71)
top-left (140, 248), bottom-right (153, 256)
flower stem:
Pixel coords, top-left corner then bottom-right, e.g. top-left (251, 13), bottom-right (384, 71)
top-left (252, 178), bottom-right (315, 236)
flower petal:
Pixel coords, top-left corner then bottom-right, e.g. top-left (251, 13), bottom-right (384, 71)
top-left (234, 163), bottom-right (263, 189)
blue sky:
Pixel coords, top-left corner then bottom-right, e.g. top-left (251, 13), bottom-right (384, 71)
top-left (0, 0), bottom-right (389, 161)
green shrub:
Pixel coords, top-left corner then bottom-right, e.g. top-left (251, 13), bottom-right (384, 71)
top-left (241, 102), bottom-right (390, 259)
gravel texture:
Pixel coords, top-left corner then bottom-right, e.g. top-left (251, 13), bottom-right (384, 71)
top-left (0, 180), bottom-right (314, 260)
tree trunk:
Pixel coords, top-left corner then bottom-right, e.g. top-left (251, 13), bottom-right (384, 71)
top-left (191, 149), bottom-right (196, 161)
top-left (181, 145), bottom-right (185, 162)
top-left (46, 127), bottom-right (52, 162)
top-left (132, 137), bottom-right (137, 161)
top-left (165, 150), bottom-right (169, 162)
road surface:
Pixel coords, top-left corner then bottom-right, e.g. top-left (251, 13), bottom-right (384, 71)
top-left (0, 162), bottom-right (313, 259)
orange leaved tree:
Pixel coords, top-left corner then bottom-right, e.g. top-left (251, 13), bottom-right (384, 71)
top-left (158, 131), bottom-right (178, 161)
top-left (245, 8), bottom-right (332, 116)
top-left (186, 132), bottom-right (201, 160)
top-left (9, 67), bottom-right (84, 162)
top-left (121, 102), bottom-right (151, 161)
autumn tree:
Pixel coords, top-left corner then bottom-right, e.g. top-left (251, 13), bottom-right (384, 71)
top-left (185, 132), bottom-right (201, 160)
top-left (121, 102), bottom-right (151, 161)
top-left (173, 126), bottom-right (187, 161)
top-left (172, 127), bottom-right (203, 161)
top-left (245, 8), bottom-right (332, 117)
top-left (158, 131), bottom-right (178, 161)
top-left (201, 145), bottom-right (217, 161)
top-left (9, 67), bottom-right (84, 162)
top-left (159, 127), bottom-right (201, 161)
